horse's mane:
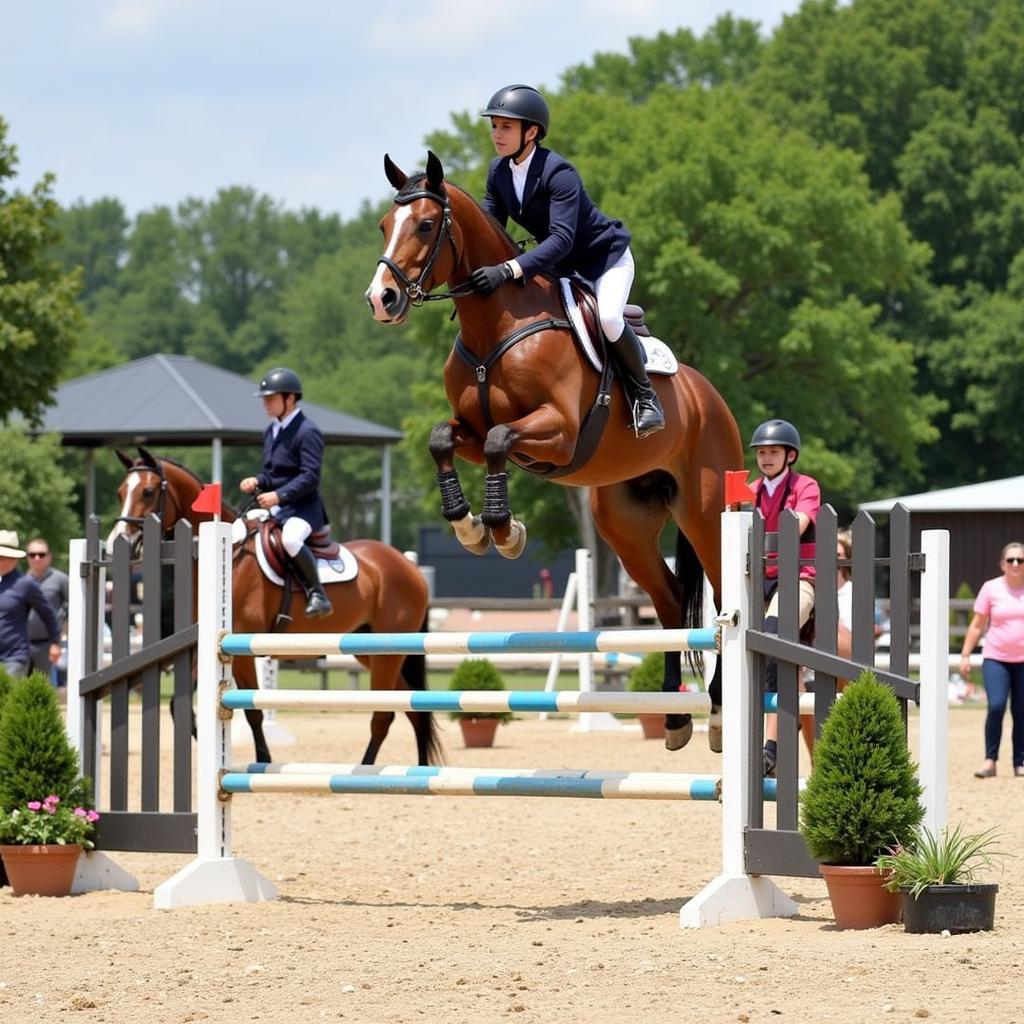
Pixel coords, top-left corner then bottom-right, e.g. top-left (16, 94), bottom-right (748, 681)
top-left (141, 453), bottom-right (241, 518)
top-left (398, 173), bottom-right (520, 262)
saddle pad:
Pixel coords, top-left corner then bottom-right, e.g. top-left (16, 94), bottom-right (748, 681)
top-left (232, 513), bottom-right (359, 586)
top-left (559, 279), bottom-right (679, 376)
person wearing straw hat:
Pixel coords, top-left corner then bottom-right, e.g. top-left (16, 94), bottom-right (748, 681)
top-left (0, 529), bottom-right (60, 678)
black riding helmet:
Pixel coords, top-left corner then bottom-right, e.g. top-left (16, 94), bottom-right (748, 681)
top-left (748, 419), bottom-right (801, 460)
top-left (255, 367), bottom-right (303, 399)
top-left (480, 84), bottom-right (550, 140)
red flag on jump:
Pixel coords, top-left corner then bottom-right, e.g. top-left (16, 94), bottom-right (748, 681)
top-left (191, 482), bottom-right (222, 515)
top-left (723, 470), bottom-right (755, 509)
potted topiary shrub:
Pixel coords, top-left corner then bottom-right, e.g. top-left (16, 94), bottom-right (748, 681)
top-left (0, 672), bottom-right (98, 896)
top-left (875, 824), bottom-right (1005, 933)
top-left (447, 658), bottom-right (512, 748)
top-left (800, 670), bottom-right (924, 929)
top-left (628, 652), bottom-right (667, 739)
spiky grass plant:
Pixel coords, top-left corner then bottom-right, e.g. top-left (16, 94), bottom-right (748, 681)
top-left (876, 824), bottom-right (1006, 898)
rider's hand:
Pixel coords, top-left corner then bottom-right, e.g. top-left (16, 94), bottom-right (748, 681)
top-left (470, 263), bottom-right (513, 295)
top-left (257, 491), bottom-right (280, 510)
top-left (240, 477), bottom-right (259, 493)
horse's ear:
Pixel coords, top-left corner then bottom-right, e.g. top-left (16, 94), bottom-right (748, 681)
top-left (115, 448), bottom-right (134, 470)
top-left (426, 151), bottom-right (445, 192)
top-left (384, 153), bottom-right (407, 190)
top-left (137, 446), bottom-right (158, 469)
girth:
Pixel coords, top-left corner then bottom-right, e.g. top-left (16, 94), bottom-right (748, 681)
top-left (452, 315), bottom-right (615, 480)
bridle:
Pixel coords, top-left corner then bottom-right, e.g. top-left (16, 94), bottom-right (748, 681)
top-left (115, 461), bottom-right (176, 532)
top-left (376, 187), bottom-right (474, 306)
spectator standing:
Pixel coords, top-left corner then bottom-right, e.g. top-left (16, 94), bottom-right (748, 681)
top-left (960, 541), bottom-right (1024, 778)
top-left (0, 529), bottom-right (60, 678)
top-left (25, 538), bottom-right (70, 686)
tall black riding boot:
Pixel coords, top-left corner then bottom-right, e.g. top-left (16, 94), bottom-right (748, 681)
top-left (609, 323), bottom-right (665, 437)
top-left (291, 545), bottom-right (333, 619)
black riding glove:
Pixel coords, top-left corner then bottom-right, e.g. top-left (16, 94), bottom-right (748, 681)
top-left (470, 263), bottom-right (513, 295)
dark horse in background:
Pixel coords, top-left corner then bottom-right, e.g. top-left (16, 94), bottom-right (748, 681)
top-left (365, 152), bottom-right (743, 751)
top-left (108, 449), bottom-right (441, 766)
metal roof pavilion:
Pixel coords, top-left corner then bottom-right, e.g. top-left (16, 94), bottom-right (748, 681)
top-left (860, 477), bottom-right (1024, 514)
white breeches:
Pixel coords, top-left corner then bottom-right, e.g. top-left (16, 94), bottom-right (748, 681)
top-left (594, 246), bottom-right (635, 342)
top-left (281, 515), bottom-right (312, 557)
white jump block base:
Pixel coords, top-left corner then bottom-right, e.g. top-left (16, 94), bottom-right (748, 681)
top-left (72, 851), bottom-right (140, 894)
top-left (153, 857), bottom-right (279, 909)
top-left (679, 873), bottom-right (798, 928)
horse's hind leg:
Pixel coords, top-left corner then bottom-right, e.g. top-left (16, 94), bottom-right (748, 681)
top-left (361, 710), bottom-right (396, 765)
top-left (233, 656), bottom-right (272, 763)
top-left (589, 484), bottom-right (694, 745)
top-left (429, 421), bottom-right (490, 554)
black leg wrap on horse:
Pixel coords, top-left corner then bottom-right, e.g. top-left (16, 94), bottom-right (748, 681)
top-left (437, 469), bottom-right (471, 522)
top-left (481, 472), bottom-right (511, 529)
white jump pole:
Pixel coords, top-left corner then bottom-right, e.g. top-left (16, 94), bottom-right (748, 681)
top-left (918, 529), bottom-right (949, 837)
top-left (680, 508), bottom-right (797, 928)
top-left (65, 538), bottom-right (138, 895)
top-left (571, 548), bottom-right (622, 732)
top-left (154, 521), bottom-right (277, 909)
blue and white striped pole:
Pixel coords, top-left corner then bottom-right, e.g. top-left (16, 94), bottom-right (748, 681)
top-left (218, 627), bottom-right (719, 659)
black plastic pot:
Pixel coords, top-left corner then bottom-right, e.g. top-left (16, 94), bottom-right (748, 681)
top-left (900, 884), bottom-right (998, 933)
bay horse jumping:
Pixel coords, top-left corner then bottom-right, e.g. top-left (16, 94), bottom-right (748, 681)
top-left (108, 448), bottom-right (441, 766)
top-left (365, 152), bottom-right (743, 751)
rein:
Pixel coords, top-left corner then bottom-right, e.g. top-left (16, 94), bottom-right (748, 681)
top-left (376, 188), bottom-right (475, 306)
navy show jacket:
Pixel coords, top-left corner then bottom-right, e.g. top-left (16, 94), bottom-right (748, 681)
top-left (256, 410), bottom-right (329, 531)
top-left (482, 146), bottom-right (631, 283)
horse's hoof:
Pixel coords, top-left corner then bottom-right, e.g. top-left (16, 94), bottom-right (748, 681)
top-left (707, 708), bottom-right (723, 753)
top-left (494, 520), bottom-right (527, 560)
top-left (452, 513), bottom-right (489, 553)
top-left (463, 532), bottom-right (492, 556)
top-left (664, 721), bottom-right (693, 751)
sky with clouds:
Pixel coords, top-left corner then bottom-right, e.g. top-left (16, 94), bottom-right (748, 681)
top-left (4, 1), bottom-right (803, 222)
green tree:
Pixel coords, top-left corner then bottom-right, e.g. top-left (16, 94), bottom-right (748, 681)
top-left (52, 197), bottom-right (129, 306)
top-left (0, 118), bottom-right (84, 423)
top-left (0, 429), bottom-right (80, 562)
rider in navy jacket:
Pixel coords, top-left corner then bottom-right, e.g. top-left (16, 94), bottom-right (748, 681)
top-left (240, 368), bottom-right (333, 618)
top-left (471, 84), bottom-right (664, 437)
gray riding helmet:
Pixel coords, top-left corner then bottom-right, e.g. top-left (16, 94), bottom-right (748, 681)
top-left (254, 367), bottom-right (303, 399)
top-left (480, 84), bottom-right (550, 140)
top-left (748, 419), bottom-right (801, 459)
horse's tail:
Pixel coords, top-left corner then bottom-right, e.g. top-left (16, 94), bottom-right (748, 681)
top-left (675, 529), bottom-right (706, 678)
top-left (403, 615), bottom-right (444, 764)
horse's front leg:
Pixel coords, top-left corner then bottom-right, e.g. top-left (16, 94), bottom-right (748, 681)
top-left (481, 424), bottom-right (528, 559)
top-left (429, 420), bottom-right (490, 555)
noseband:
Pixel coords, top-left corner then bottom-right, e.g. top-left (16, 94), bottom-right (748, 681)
top-left (376, 188), bottom-right (474, 306)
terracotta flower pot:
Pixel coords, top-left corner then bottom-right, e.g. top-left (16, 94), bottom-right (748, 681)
top-left (637, 713), bottom-right (666, 739)
top-left (0, 843), bottom-right (82, 897)
top-left (818, 863), bottom-right (902, 929)
top-left (458, 717), bottom-right (500, 748)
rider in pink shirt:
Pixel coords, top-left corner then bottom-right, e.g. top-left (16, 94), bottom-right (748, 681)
top-left (748, 419), bottom-right (821, 777)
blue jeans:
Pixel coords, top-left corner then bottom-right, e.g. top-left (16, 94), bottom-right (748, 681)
top-left (981, 659), bottom-right (1024, 767)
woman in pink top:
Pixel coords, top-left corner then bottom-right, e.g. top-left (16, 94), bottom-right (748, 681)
top-left (960, 541), bottom-right (1024, 778)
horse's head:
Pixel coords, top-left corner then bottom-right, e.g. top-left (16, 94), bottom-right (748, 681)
top-left (365, 151), bottom-right (459, 324)
top-left (107, 447), bottom-right (202, 556)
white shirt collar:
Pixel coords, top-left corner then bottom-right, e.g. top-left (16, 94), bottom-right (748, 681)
top-left (509, 147), bottom-right (537, 204)
top-left (761, 468), bottom-right (789, 497)
top-left (272, 406), bottom-right (301, 437)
